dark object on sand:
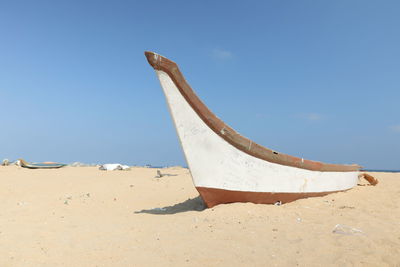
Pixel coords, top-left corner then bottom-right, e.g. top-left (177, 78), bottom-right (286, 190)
top-left (155, 170), bottom-right (164, 178)
top-left (154, 170), bottom-right (178, 178)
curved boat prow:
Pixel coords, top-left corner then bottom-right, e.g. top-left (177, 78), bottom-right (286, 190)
top-left (145, 51), bottom-right (365, 207)
top-left (145, 51), bottom-right (159, 68)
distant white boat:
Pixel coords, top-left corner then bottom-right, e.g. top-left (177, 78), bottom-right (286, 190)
top-left (145, 51), bottom-right (377, 208)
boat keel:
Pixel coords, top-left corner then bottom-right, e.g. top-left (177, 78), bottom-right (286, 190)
top-left (196, 187), bottom-right (343, 208)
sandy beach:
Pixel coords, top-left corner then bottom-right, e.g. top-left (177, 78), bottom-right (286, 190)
top-left (0, 165), bottom-right (399, 266)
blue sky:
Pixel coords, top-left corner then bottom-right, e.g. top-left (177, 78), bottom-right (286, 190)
top-left (0, 1), bottom-right (399, 169)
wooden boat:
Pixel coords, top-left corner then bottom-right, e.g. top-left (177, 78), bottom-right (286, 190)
top-left (19, 159), bottom-right (66, 169)
top-left (144, 51), bottom-right (377, 208)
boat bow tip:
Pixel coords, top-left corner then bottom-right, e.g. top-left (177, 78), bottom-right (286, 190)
top-left (145, 51), bottom-right (165, 70)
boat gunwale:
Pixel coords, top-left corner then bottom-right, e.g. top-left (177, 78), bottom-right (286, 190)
top-left (145, 51), bottom-right (361, 172)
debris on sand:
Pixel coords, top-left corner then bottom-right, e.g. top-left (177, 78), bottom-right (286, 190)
top-left (332, 224), bottom-right (364, 236)
top-left (154, 169), bottom-right (178, 178)
top-left (99, 164), bottom-right (130, 171)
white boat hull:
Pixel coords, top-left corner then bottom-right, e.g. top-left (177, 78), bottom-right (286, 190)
top-left (156, 70), bottom-right (358, 206)
top-left (145, 51), bottom-right (367, 207)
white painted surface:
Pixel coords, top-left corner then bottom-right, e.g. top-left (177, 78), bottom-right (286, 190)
top-left (155, 70), bottom-right (359, 193)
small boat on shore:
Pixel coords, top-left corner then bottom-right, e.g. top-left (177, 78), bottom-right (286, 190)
top-left (144, 51), bottom-right (377, 208)
top-left (19, 159), bottom-right (66, 169)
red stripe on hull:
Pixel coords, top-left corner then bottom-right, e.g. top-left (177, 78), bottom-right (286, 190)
top-left (196, 187), bottom-right (343, 208)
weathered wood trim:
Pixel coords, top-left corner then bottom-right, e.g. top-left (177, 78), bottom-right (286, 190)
top-left (145, 51), bottom-right (361, 172)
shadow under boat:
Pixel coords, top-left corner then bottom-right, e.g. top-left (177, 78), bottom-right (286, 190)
top-left (134, 196), bottom-right (206, 215)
